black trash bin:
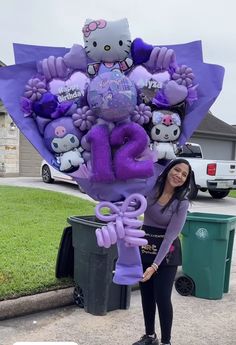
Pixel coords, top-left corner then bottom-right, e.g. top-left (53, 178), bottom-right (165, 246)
top-left (56, 226), bottom-right (74, 279)
top-left (68, 215), bottom-right (131, 316)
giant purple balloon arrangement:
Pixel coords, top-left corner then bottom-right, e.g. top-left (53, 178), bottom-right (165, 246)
top-left (0, 18), bottom-right (224, 285)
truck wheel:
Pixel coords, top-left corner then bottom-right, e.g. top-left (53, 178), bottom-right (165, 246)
top-left (188, 178), bottom-right (198, 200)
top-left (208, 190), bottom-right (230, 199)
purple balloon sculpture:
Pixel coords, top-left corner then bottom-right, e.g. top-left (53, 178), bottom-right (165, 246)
top-left (95, 193), bottom-right (148, 284)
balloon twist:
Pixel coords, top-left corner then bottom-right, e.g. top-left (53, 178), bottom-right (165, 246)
top-left (38, 56), bottom-right (70, 81)
top-left (145, 46), bottom-right (176, 72)
top-left (95, 193), bottom-right (148, 248)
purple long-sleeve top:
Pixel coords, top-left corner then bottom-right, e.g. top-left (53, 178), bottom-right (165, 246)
top-left (144, 191), bottom-right (189, 266)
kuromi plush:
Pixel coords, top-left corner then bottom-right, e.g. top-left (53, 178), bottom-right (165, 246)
top-left (149, 109), bottom-right (181, 161)
top-left (43, 117), bottom-right (84, 172)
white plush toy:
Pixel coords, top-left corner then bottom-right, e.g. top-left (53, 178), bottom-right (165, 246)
top-left (150, 110), bottom-right (181, 161)
top-left (57, 147), bottom-right (84, 172)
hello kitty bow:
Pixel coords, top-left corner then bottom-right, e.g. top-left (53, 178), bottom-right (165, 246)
top-left (82, 20), bottom-right (107, 38)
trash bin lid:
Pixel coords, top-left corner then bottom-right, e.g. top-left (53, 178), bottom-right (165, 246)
top-left (186, 212), bottom-right (236, 224)
top-left (68, 215), bottom-right (105, 228)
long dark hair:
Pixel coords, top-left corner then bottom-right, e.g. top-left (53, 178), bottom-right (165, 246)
top-left (154, 158), bottom-right (192, 212)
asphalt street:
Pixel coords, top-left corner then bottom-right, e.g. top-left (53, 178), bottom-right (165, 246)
top-left (0, 177), bottom-right (236, 345)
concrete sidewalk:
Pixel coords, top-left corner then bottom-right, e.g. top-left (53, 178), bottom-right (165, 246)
top-left (0, 279), bottom-right (235, 345)
top-left (0, 178), bottom-right (236, 344)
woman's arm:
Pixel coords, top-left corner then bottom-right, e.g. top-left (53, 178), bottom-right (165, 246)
top-left (153, 199), bottom-right (189, 266)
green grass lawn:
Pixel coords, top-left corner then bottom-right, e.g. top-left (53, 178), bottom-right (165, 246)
top-left (0, 186), bottom-right (95, 301)
top-left (229, 190), bottom-right (236, 198)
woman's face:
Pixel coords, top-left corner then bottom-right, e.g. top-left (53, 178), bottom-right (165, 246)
top-left (167, 163), bottom-right (189, 188)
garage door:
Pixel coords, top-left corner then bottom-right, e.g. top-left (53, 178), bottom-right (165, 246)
top-left (190, 137), bottom-right (234, 160)
top-left (19, 133), bottom-right (42, 176)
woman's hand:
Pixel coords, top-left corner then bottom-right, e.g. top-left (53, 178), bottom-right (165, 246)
top-left (141, 266), bottom-right (156, 282)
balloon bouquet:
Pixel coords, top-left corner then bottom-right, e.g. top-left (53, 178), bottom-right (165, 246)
top-left (0, 18), bottom-right (224, 285)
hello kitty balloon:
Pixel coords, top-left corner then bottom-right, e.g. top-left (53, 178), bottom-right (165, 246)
top-left (83, 18), bottom-right (133, 75)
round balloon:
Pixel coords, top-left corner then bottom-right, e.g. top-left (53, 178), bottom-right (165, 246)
top-left (87, 68), bottom-right (137, 122)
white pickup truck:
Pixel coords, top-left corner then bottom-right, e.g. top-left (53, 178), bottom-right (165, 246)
top-left (177, 143), bottom-right (236, 199)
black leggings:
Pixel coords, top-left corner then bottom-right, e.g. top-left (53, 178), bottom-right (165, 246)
top-left (139, 264), bottom-right (178, 344)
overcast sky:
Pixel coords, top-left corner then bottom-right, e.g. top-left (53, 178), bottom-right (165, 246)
top-left (1, 0), bottom-right (236, 124)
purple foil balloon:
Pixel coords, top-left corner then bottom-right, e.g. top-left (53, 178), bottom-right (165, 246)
top-left (48, 71), bottom-right (89, 107)
top-left (129, 65), bottom-right (170, 104)
top-left (87, 69), bottom-right (137, 122)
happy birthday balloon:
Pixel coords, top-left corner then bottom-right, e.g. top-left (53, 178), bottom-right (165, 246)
top-left (48, 71), bottom-right (89, 107)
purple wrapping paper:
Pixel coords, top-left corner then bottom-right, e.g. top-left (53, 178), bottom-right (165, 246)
top-left (13, 43), bottom-right (69, 64)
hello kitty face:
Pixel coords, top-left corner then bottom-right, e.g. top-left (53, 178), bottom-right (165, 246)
top-left (83, 18), bottom-right (131, 63)
top-left (150, 110), bottom-right (181, 142)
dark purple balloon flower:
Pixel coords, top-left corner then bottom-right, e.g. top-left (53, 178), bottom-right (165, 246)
top-left (32, 92), bottom-right (73, 119)
top-left (20, 97), bottom-right (33, 117)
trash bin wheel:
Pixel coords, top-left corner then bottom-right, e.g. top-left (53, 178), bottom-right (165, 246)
top-left (175, 275), bottom-right (195, 296)
top-left (73, 285), bottom-right (85, 308)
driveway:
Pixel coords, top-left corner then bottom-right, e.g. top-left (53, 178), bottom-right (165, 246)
top-left (1, 177), bottom-right (236, 261)
top-left (1, 176), bottom-right (236, 214)
top-left (0, 176), bottom-right (93, 201)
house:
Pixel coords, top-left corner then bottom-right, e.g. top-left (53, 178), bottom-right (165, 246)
top-left (0, 60), bottom-right (41, 177)
top-left (191, 112), bottom-right (236, 160)
top-left (0, 58), bottom-right (236, 176)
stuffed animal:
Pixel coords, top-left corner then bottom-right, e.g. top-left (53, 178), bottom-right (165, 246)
top-left (149, 109), bottom-right (181, 161)
top-left (43, 117), bottom-right (84, 172)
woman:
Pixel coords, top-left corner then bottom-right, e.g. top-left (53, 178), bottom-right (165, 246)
top-left (133, 158), bottom-right (192, 345)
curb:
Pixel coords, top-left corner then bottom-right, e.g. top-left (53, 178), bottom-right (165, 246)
top-left (0, 274), bottom-right (183, 321)
top-left (0, 287), bottom-right (74, 321)
top-left (0, 285), bottom-right (140, 321)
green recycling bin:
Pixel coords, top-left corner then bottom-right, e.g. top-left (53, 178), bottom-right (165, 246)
top-left (68, 215), bottom-right (131, 316)
top-left (176, 212), bottom-right (236, 300)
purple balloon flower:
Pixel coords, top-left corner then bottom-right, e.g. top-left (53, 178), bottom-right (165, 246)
top-left (20, 97), bottom-right (33, 117)
top-left (72, 106), bottom-right (96, 131)
top-left (130, 103), bottom-right (152, 125)
top-left (24, 77), bottom-right (47, 101)
top-left (172, 65), bottom-right (195, 87)
top-left (32, 92), bottom-right (72, 119)
top-left (32, 92), bottom-right (58, 118)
